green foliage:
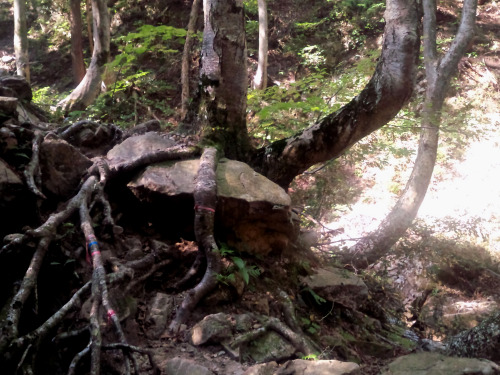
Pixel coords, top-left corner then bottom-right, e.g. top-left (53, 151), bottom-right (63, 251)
top-left (248, 52), bottom-right (376, 145)
top-left (217, 244), bottom-right (261, 286)
top-left (109, 24), bottom-right (186, 69)
top-left (71, 24), bottom-right (186, 126)
top-left (302, 287), bottom-right (327, 305)
top-left (300, 316), bottom-right (321, 335)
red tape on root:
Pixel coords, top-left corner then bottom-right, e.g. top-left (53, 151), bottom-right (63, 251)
top-left (194, 204), bottom-right (215, 213)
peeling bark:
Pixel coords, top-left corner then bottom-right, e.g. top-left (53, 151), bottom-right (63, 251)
top-left (251, 0), bottom-right (420, 188)
top-left (199, 0), bottom-right (250, 159)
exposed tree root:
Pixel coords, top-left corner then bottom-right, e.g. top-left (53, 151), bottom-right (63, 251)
top-left (169, 147), bottom-right (221, 332)
top-left (23, 130), bottom-right (46, 199)
top-left (226, 313), bottom-right (319, 358)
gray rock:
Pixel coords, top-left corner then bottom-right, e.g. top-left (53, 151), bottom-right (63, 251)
top-left (277, 359), bottom-right (359, 374)
top-left (128, 155), bottom-right (296, 255)
top-left (300, 266), bottom-right (368, 309)
top-left (40, 135), bottom-right (92, 198)
top-left (106, 131), bottom-right (176, 168)
top-left (0, 96), bottom-right (18, 116)
top-left (164, 357), bottom-right (214, 375)
top-left (242, 331), bottom-right (296, 363)
top-left (243, 362), bottom-right (279, 375)
top-left (381, 352), bottom-right (500, 375)
top-left (191, 313), bottom-right (235, 346)
top-left (0, 158), bottom-right (23, 197)
top-left (146, 293), bottom-right (175, 339)
top-left (0, 76), bottom-right (32, 100)
top-left (243, 359), bottom-right (359, 375)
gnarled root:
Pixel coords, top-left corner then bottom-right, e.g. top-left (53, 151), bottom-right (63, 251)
top-left (169, 147), bottom-right (221, 332)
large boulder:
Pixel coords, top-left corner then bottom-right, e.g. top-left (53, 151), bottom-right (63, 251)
top-left (121, 133), bottom-right (296, 255)
top-left (381, 352), bottom-right (500, 375)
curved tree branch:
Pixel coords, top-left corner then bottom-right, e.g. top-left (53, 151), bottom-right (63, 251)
top-left (251, 0), bottom-right (420, 188)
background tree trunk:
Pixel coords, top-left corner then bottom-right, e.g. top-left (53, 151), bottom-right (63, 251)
top-left (14, 0), bottom-right (30, 82)
top-left (251, 0), bottom-right (420, 188)
top-left (86, 0), bottom-right (94, 55)
top-left (70, 0), bottom-right (86, 84)
top-left (180, 0), bottom-right (201, 121)
top-left (345, 0), bottom-right (478, 269)
top-left (57, 0), bottom-right (110, 112)
top-left (252, 0), bottom-right (268, 90)
top-left (199, 0), bottom-right (250, 160)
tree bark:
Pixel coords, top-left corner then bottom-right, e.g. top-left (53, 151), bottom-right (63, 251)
top-left (70, 0), bottom-right (86, 84)
top-left (199, 0), bottom-right (250, 160)
top-left (57, 0), bottom-right (110, 112)
top-left (345, 0), bottom-right (478, 269)
top-left (13, 0), bottom-right (30, 82)
top-left (252, 0), bottom-right (268, 90)
top-left (180, 0), bottom-right (202, 121)
top-left (251, 0), bottom-right (420, 188)
top-left (86, 0), bottom-right (94, 55)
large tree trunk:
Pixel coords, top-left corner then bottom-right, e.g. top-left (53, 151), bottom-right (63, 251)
top-left (252, 0), bottom-right (268, 90)
top-left (57, 0), bottom-right (110, 112)
top-left (69, 0), bottom-right (86, 84)
top-left (180, 0), bottom-right (202, 121)
top-left (14, 0), bottom-right (30, 82)
top-left (345, 0), bottom-right (478, 269)
top-left (251, 0), bottom-right (420, 188)
top-left (199, 0), bottom-right (250, 160)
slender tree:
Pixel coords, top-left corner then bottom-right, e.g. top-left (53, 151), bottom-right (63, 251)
top-left (57, 0), bottom-right (109, 112)
top-left (13, 0), bottom-right (30, 82)
top-left (86, 0), bottom-right (94, 54)
top-left (69, 0), bottom-right (86, 84)
top-left (180, 0), bottom-right (202, 120)
top-left (345, 0), bottom-right (478, 269)
top-left (252, 0), bottom-right (268, 89)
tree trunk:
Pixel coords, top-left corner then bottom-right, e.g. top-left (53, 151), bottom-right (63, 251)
top-left (252, 0), bottom-right (268, 90)
top-left (13, 0), bottom-right (30, 82)
top-left (180, 0), bottom-right (202, 121)
top-left (199, 0), bottom-right (250, 160)
top-left (345, 0), bottom-right (478, 269)
top-left (86, 0), bottom-right (94, 55)
top-left (57, 0), bottom-right (110, 113)
top-left (70, 0), bottom-right (86, 84)
top-left (251, 0), bottom-right (420, 188)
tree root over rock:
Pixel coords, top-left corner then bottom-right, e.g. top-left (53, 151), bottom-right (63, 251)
top-left (169, 147), bottom-right (222, 333)
top-left (0, 127), bottom-right (199, 374)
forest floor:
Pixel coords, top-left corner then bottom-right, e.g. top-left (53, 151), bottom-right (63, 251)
top-left (2, 1), bottom-right (500, 375)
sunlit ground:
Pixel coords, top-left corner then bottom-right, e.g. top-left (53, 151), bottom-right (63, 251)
top-left (328, 111), bottom-right (500, 258)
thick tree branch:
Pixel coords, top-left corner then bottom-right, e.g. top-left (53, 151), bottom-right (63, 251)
top-left (251, 0), bottom-right (420, 188)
